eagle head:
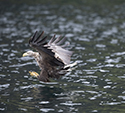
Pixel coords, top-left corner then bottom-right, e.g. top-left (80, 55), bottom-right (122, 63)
top-left (23, 51), bottom-right (34, 57)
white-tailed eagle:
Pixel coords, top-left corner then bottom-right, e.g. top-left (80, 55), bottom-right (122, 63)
top-left (23, 31), bottom-right (75, 82)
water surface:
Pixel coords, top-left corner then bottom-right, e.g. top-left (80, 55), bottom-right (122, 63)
top-left (0, 1), bottom-right (125, 113)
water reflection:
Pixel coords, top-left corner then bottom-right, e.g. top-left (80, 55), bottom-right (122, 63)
top-left (1, 1), bottom-right (125, 113)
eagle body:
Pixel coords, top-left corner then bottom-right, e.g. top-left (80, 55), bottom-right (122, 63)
top-left (23, 31), bottom-right (73, 82)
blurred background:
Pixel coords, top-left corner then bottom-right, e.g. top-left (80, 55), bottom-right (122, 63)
top-left (0, 0), bottom-right (125, 112)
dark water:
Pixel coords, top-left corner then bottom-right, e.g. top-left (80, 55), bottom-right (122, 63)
top-left (0, 1), bottom-right (125, 113)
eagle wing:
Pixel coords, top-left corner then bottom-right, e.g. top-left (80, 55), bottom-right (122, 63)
top-left (29, 31), bottom-right (73, 67)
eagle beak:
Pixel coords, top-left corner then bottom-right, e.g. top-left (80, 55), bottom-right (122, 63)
top-left (23, 52), bottom-right (28, 57)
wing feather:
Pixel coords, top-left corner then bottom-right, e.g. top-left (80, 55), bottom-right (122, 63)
top-left (29, 31), bottom-right (38, 43)
top-left (34, 31), bottom-right (44, 43)
top-left (48, 35), bottom-right (56, 44)
top-left (37, 36), bottom-right (48, 45)
top-left (47, 36), bottom-right (73, 65)
top-left (53, 36), bottom-right (62, 43)
top-left (56, 36), bottom-right (66, 46)
top-left (29, 31), bottom-right (73, 66)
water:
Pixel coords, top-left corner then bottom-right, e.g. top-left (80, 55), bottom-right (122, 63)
top-left (0, 1), bottom-right (125, 112)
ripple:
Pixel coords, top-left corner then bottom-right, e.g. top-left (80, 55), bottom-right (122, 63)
top-left (96, 44), bottom-right (106, 48)
top-left (103, 27), bottom-right (118, 36)
top-left (40, 108), bottom-right (54, 112)
top-left (103, 102), bottom-right (121, 105)
top-left (20, 56), bottom-right (34, 61)
top-left (78, 37), bottom-right (90, 42)
top-left (110, 39), bottom-right (118, 44)
top-left (21, 97), bottom-right (33, 102)
top-left (39, 101), bottom-right (50, 104)
top-left (118, 96), bottom-right (125, 100)
top-left (65, 33), bottom-right (74, 37)
top-left (99, 69), bottom-right (109, 72)
top-left (0, 44), bottom-right (9, 47)
top-left (18, 108), bottom-right (27, 111)
top-left (105, 57), bottom-right (121, 63)
top-left (0, 74), bottom-right (6, 77)
top-left (75, 46), bottom-right (85, 50)
top-left (87, 58), bottom-right (97, 62)
top-left (60, 101), bottom-right (82, 106)
top-left (105, 64), bottom-right (114, 67)
top-left (19, 84), bottom-right (44, 90)
top-left (9, 62), bottom-right (35, 67)
top-left (103, 85), bottom-right (111, 89)
top-left (111, 51), bottom-right (125, 56)
top-left (0, 84), bottom-right (10, 91)
top-left (118, 76), bottom-right (125, 79)
top-left (115, 64), bottom-right (125, 68)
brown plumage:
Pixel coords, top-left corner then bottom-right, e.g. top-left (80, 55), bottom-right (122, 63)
top-left (23, 31), bottom-right (73, 82)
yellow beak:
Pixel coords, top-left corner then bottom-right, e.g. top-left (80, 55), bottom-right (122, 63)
top-left (22, 52), bottom-right (28, 57)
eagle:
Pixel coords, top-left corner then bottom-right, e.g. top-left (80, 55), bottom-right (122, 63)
top-left (23, 31), bottom-right (76, 82)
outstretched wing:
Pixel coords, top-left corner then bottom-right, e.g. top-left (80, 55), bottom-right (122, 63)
top-left (29, 31), bottom-right (73, 66)
top-left (46, 35), bottom-right (73, 65)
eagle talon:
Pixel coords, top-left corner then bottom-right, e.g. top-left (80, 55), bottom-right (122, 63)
top-left (29, 71), bottom-right (39, 77)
